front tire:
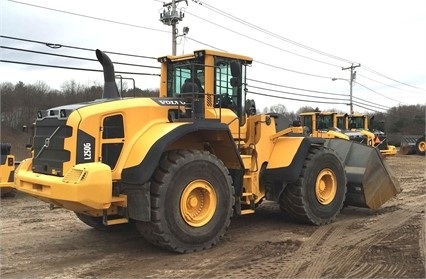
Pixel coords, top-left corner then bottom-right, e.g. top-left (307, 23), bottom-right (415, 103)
top-left (279, 146), bottom-right (347, 225)
top-left (136, 149), bottom-right (234, 253)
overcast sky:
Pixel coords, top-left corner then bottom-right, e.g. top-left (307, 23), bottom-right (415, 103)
top-left (1, 0), bottom-right (425, 113)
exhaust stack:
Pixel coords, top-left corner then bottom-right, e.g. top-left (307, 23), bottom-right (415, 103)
top-left (96, 49), bottom-right (120, 99)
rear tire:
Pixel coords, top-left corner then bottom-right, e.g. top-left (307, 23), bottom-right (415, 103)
top-left (279, 146), bottom-right (347, 225)
top-left (399, 144), bottom-right (411, 155)
top-left (1, 188), bottom-right (17, 198)
top-left (415, 136), bottom-right (425, 155)
top-left (136, 149), bottom-right (234, 253)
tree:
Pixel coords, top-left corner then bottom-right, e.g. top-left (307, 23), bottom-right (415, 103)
top-left (263, 104), bottom-right (287, 114)
top-left (295, 106), bottom-right (315, 115)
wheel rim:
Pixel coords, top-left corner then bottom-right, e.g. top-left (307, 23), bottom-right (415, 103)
top-left (315, 168), bottom-right (337, 205)
top-left (418, 141), bottom-right (426, 152)
top-left (180, 179), bottom-right (217, 227)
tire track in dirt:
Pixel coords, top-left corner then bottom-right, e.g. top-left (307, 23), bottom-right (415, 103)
top-left (420, 214), bottom-right (426, 277)
top-left (176, 205), bottom-right (423, 278)
top-left (347, 262), bottom-right (407, 278)
top-left (275, 207), bottom-right (417, 278)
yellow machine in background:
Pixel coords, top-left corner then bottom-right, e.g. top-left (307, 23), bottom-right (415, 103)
top-left (298, 111), bottom-right (396, 156)
top-left (336, 114), bottom-right (397, 156)
top-left (15, 49), bottom-right (400, 253)
top-left (299, 111), bottom-right (368, 143)
top-left (1, 143), bottom-right (17, 198)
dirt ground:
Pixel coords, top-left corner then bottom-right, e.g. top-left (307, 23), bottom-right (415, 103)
top-left (1, 154), bottom-right (425, 278)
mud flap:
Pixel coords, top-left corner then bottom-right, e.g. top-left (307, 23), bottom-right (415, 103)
top-left (324, 139), bottom-right (401, 209)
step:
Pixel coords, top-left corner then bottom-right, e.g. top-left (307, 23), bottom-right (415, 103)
top-left (111, 194), bottom-right (127, 207)
top-left (240, 209), bottom-right (255, 215)
top-left (105, 217), bottom-right (129, 225)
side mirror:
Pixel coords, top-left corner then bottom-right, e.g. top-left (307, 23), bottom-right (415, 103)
top-left (230, 77), bottom-right (240, 87)
top-left (230, 61), bottom-right (241, 78)
top-left (230, 61), bottom-right (242, 87)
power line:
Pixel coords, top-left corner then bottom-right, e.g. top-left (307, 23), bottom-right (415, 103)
top-left (185, 36), bottom-right (226, 51)
top-left (0, 59), bottom-right (160, 76)
top-left (0, 35), bottom-right (157, 60)
top-left (357, 73), bottom-right (425, 95)
top-left (2, 0), bottom-right (419, 113)
top-left (1, 46), bottom-right (161, 69)
top-left (6, 0), bottom-right (168, 35)
top-left (4, 37), bottom-right (355, 106)
top-left (253, 60), bottom-right (335, 80)
top-left (1, 34), bottom-right (394, 112)
top-left (185, 10), bottom-right (344, 68)
top-left (197, 1), bottom-right (423, 94)
top-left (8, 0), bottom-right (421, 96)
top-left (247, 90), bottom-right (349, 106)
top-left (248, 78), bottom-right (348, 97)
top-left (352, 96), bottom-right (391, 110)
top-left (362, 64), bottom-right (425, 91)
top-left (4, 2), bottom-right (343, 79)
top-left (249, 74), bottom-right (391, 111)
top-left (351, 98), bottom-right (390, 111)
top-left (249, 76), bottom-right (392, 111)
top-left (248, 85), bottom-right (349, 103)
top-left (351, 101), bottom-right (386, 113)
top-left (1, 2), bottom-right (364, 89)
top-left (354, 81), bottom-right (406, 104)
top-left (199, 2), bottom-right (355, 66)
top-left (2, 34), bottom-right (346, 89)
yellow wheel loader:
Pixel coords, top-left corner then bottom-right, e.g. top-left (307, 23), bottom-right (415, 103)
top-left (336, 113), bottom-right (397, 156)
top-left (299, 111), bottom-right (369, 143)
top-left (1, 143), bottom-right (17, 198)
top-left (14, 49), bottom-right (401, 253)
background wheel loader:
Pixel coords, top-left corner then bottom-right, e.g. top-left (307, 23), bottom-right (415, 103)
top-left (14, 49), bottom-right (401, 253)
top-left (299, 111), bottom-right (369, 143)
top-left (298, 111), bottom-right (396, 156)
top-left (1, 143), bottom-right (17, 198)
top-left (400, 134), bottom-right (425, 156)
top-left (337, 113), bottom-right (397, 156)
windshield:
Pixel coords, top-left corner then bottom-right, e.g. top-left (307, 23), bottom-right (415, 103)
top-left (349, 116), bottom-right (365, 129)
top-left (318, 115), bottom-right (333, 130)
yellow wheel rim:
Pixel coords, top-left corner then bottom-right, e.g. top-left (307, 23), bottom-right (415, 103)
top-left (418, 140), bottom-right (426, 152)
top-left (315, 168), bottom-right (337, 205)
top-left (180, 179), bottom-right (217, 227)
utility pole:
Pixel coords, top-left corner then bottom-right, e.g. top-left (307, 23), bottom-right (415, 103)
top-left (159, 0), bottom-right (187, 55)
top-left (342, 63), bottom-right (360, 114)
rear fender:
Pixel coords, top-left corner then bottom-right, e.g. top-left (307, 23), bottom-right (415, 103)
top-left (121, 121), bottom-right (243, 185)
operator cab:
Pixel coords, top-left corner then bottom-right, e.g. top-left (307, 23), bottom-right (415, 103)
top-left (158, 50), bottom-right (253, 125)
top-left (300, 112), bottom-right (337, 134)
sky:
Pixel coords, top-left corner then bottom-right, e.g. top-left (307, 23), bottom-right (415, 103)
top-left (1, 0), bottom-right (425, 114)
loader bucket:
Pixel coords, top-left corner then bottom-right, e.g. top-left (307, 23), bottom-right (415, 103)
top-left (324, 139), bottom-right (401, 209)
